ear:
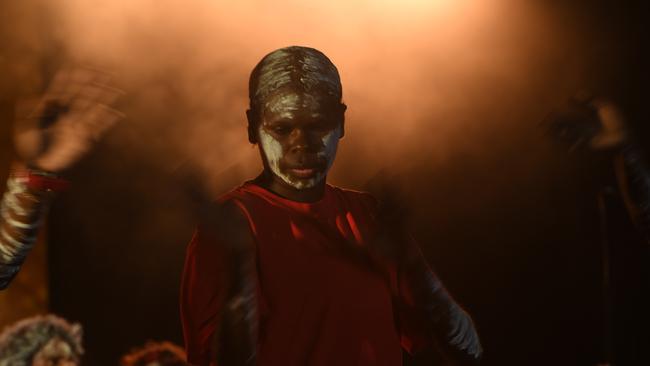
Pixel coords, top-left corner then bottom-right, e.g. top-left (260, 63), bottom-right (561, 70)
top-left (246, 109), bottom-right (258, 144)
top-left (339, 103), bottom-right (347, 139)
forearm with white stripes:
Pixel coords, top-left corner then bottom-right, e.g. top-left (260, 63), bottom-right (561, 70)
top-left (0, 173), bottom-right (52, 289)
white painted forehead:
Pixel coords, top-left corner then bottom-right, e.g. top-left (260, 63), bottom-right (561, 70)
top-left (252, 47), bottom-right (342, 103)
top-left (264, 92), bottom-right (322, 114)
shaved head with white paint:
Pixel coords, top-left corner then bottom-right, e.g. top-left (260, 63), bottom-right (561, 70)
top-left (247, 46), bottom-right (346, 193)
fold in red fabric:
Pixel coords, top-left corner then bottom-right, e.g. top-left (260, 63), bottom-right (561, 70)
top-left (181, 182), bottom-right (429, 366)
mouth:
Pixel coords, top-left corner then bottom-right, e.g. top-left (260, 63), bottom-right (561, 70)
top-left (288, 167), bottom-right (320, 179)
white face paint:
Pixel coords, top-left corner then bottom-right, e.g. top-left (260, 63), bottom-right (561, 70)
top-left (258, 124), bottom-right (341, 190)
top-left (265, 93), bottom-right (320, 118)
top-left (319, 125), bottom-right (341, 172)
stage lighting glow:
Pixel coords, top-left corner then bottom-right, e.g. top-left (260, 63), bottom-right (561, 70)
top-left (382, 0), bottom-right (469, 14)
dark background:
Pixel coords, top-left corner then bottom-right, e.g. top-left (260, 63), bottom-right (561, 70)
top-left (1, 0), bottom-right (649, 365)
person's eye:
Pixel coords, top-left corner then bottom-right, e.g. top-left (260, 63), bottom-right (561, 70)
top-left (273, 126), bottom-right (292, 135)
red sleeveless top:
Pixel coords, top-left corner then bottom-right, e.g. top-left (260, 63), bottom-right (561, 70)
top-left (180, 182), bottom-right (408, 366)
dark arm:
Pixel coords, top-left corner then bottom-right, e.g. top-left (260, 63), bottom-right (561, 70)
top-left (394, 238), bottom-right (482, 365)
top-left (616, 142), bottom-right (650, 243)
top-left (180, 201), bottom-right (257, 366)
top-left (2, 68), bottom-right (122, 290)
top-left (363, 188), bottom-right (482, 364)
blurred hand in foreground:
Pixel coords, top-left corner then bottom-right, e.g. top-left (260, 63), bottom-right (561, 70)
top-left (544, 95), bottom-right (627, 153)
top-left (14, 66), bottom-right (124, 173)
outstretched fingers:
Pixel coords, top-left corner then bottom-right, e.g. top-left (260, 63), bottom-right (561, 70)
top-left (80, 102), bottom-right (126, 141)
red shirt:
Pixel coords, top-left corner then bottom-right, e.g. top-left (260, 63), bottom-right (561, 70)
top-left (181, 182), bottom-right (427, 366)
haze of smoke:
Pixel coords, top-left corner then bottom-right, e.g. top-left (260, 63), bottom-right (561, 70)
top-left (2, 0), bottom-right (605, 197)
top-left (0, 2), bottom-right (631, 360)
top-left (0, 1), bottom-right (622, 266)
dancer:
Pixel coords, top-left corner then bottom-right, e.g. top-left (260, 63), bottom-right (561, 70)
top-left (120, 341), bottom-right (187, 366)
top-left (181, 46), bottom-right (482, 366)
top-left (545, 96), bottom-right (650, 240)
top-left (0, 314), bottom-right (83, 366)
top-left (0, 67), bottom-right (123, 289)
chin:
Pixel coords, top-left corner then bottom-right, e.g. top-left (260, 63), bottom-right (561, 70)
top-left (284, 173), bottom-right (325, 190)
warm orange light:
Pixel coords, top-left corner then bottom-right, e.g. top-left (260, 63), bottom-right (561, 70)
top-left (4, 0), bottom-right (574, 189)
top-left (372, 0), bottom-right (461, 14)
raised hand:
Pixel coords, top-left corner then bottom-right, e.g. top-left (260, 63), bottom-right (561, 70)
top-left (544, 95), bottom-right (650, 242)
top-left (1, 67), bottom-right (125, 290)
top-left (13, 66), bottom-right (124, 173)
top-left (543, 95), bottom-right (627, 153)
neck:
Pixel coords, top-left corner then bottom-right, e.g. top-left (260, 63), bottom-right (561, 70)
top-left (254, 170), bottom-right (326, 203)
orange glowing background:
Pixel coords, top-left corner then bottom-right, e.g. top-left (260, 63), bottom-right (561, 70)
top-left (1, 0), bottom-right (608, 194)
top-left (0, 0), bottom-right (630, 349)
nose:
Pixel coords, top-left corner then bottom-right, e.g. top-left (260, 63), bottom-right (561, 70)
top-left (288, 128), bottom-right (318, 154)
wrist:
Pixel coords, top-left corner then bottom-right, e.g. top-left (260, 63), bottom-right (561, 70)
top-left (11, 166), bottom-right (70, 194)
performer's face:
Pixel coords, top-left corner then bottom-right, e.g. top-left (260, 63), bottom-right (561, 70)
top-left (256, 89), bottom-right (343, 190)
